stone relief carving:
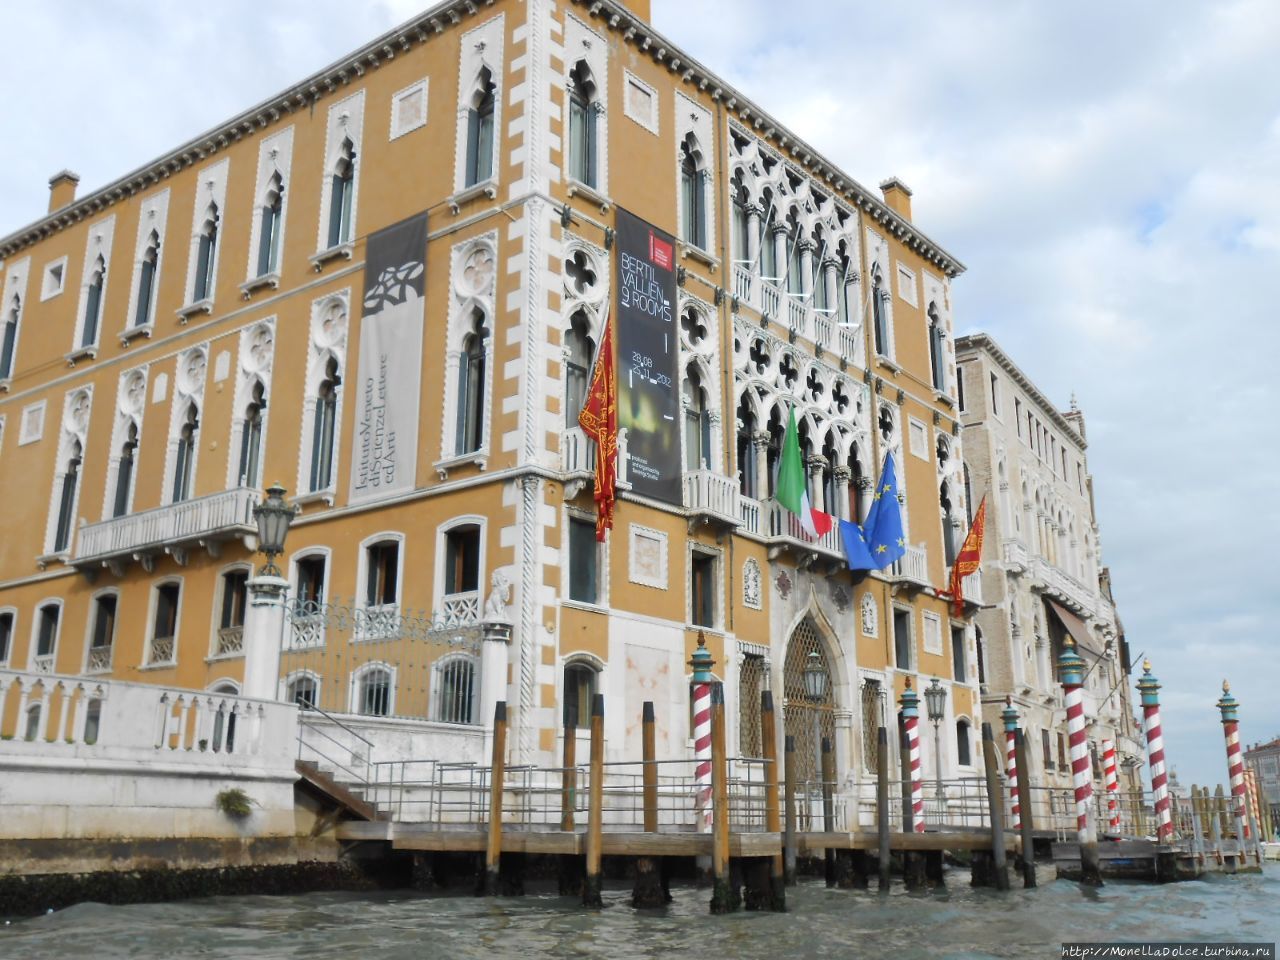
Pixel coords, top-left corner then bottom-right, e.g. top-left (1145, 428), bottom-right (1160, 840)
top-left (860, 592), bottom-right (878, 637)
top-left (742, 558), bottom-right (762, 610)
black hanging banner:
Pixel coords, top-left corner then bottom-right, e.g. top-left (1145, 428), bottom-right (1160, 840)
top-left (614, 208), bottom-right (682, 506)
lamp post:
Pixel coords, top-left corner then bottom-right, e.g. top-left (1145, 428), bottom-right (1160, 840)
top-left (242, 483), bottom-right (297, 700)
top-left (924, 677), bottom-right (947, 812)
top-left (252, 482), bottom-right (296, 578)
top-left (803, 650), bottom-right (827, 789)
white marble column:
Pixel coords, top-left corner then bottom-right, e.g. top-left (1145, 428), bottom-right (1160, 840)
top-left (242, 573), bottom-right (290, 700)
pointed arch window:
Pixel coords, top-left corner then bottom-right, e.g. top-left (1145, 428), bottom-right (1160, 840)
top-left (847, 443), bottom-right (864, 524)
top-left (940, 479), bottom-right (957, 567)
top-left (872, 269), bottom-right (890, 356)
top-left (765, 408), bottom-right (784, 498)
top-left (81, 255), bottom-right (105, 347)
top-left (456, 311), bottom-right (489, 454)
top-left (112, 422), bottom-right (139, 518)
top-left (836, 251), bottom-right (855, 326)
top-left (680, 136), bottom-right (707, 249)
top-left (465, 68), bottom-right (496, 187)
top-left (759, 195), bottom-right (778, 280)
top-left (256, 173), bottom-right (284, 277)
top-left (736, 397), bottom-right (757, 498)
top-left (567, 61), bottom-right (598, 188)
top-left (731, 180), bottom-right (750, 264)
top-left (1, 294), bottom-right (20, 380)
top-left (193, 203), bottom-right (219, 302)
top-left (327, 139), bottom-right (356, 249)
top-left (785, 215), bottom-right (803, 295)
top-left (683, 367), bottom-right (711, 471)
top-left (53, 441), bottom-right (82, 553)
top-left (172, 404), bottom-right (199, 503)
top-left (134, 232), bottom-right (160, 328)
top-left (928, 302), bottom-right (946, 391)
top-left (565, 311), bottom-right (594, 427)
top-left (310, 357), bottom-right (340, 492)
top-left (237, 381), bottom-right (266, 489)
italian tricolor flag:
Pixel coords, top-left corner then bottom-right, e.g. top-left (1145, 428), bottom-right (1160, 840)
top-left (776, 406), bottom-right (835, 538)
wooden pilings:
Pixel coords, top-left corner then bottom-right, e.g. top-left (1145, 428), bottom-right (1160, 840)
top-left (783, 734), bottom-right (797, 885)
top-left (633, 700), bottom-right (666, 908)
top-left (759, 690), bottom-right (786, 910)
top-left (980, 722), bottom-right (1010, 891)
top-left (876, 725), bottom-right (891, 891)
top-left (561, 720), bottom-right (576, 832)
top-left (583, 693), bottom-right (605, 908)
top-left (709, 683), bottom-right (739, 914)
top-left (821, 736), bottom-right (836, 887)
top-left (1014, 729), bottom-right (1037, 887)
top-left (482, 701), bottom-right (508, 896)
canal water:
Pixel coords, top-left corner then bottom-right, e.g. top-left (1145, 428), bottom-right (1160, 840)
top-left (4, 866), bottom-right (1277, 959)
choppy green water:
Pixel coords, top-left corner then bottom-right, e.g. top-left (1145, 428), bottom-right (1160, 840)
top-left (4, 867), bottom-right (1278, 960)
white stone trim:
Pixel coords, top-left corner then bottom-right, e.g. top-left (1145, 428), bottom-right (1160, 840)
top-left (452, 14), bottom-right (505, 195)
top-left (243, 126), bottom-right (295, 283)
top-left (622, 70), bottom-right (659, 135)
top-left (208, 561), bottom-right (253, 660)
top-left (122, 189), bottom-right (170, 337)
top-left (28, 597), bottom-right (64, 672)
top-left (101, 364), bottom-right (148, 519)
top-left (355, 530), bottom-right (407, 611)
top-left (922, 609), bottom-right (943, 656)
top-left (439, 232), bottom-right (498, 463)
top-left (389, 78), bottom-right (429, 140)
top-left (18, 399), bottom-right (45, 446)
top-left (315, 90), bottom-right (366, 255)
top-left (433, 515), bottom-right (488, 614)
top-left (40, 256), bottom-right (67, 301)
top-left (296, 291), bottom-right (350, 500)
top-left (674, 90), bottom-right (715, 253)
top-left (225, 319), bottom-right (276, 490)
top-left (562, 504), bottom-right (608, 608)
top-left (865, 227), bottom-right (894, 361)
top-left (563, 11), bottom-right (609, 196)
top-left (1, 256), bottom-right (31, 378)
top-left (349, 660), bottom-right (397, 716)
top-left (628, 523), bottom-right (668, 590)
top-left (182, 158), bottom-right (230, 308)
top-left (687, 540), bottom-right (724, 631)
top-left (160, 345), bottom-right (209, 505)
top-left (42, 385), bottom-right (93, 556)
top-left (142, 575), bottom-right (185, 668)
top-left (895, 261), bottom-right (917, 307)
top-left (71, 215), bottom-right (116, 351)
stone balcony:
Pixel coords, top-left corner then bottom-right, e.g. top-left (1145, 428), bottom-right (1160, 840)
top-left (683, 469), bottom-right (740, 531)
top-left (73, 487), bottom-right (260, 575)
top-left (732, 265), bottom-right (860, 364)
top-left (887, 544), bottom-right (930, 590)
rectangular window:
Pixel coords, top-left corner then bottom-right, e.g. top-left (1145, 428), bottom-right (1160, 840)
top-left (220, 570), bottom-right (248, 629)
top-left (366, 541), bottom-right (399, 607)
top-left (951, 626), bottom-right (967, 684)
top-left (1014, 399), bottom-right (1023, 439)
top-left (91, 595), bottom-right (117, 650)
top-left (1042, 728), bottom-right (1053, 769)
top-left (989, 373), bottom-right (1000, 417)
top-left (152, 584), bottom-right (180, 664)
top-left (1057, 731), bottom-right (1068, 772)
top-left (296, 556), bottom-right (326, 607)
top-left (445, 526), bottom-right (481, 594)
top-left (36, 605), bottom-right (59, 658)
top-left (893, 608), bottom-right (912, 669)
top-left (568, 516), bottom-right (599, 605)
top-left (956, 366), bottom-right (966, 412)
top-left (690, 551), bottom-right (716, 627)
top-left (0, 611), bottom-right (14, 663)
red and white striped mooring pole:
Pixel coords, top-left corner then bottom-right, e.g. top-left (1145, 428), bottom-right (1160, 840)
top-left (1102, 739), bottom-right (1120, 835)
top-left (1137, 660), bottom-right (1174, 843)
top-left (690, 634), bottom-right (714, 833)
top-left (899, 678), bottom-right (925, 833)
top-left (1001, 698), bottom-right (1021, 832)
top-left (1216, 680), bottom-right (1250, 842)
top-left (1059, 637), bottom-right (1101, 884)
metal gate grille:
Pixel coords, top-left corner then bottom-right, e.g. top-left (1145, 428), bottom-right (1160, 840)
top-left (738, 652), bottom-right (766, 757)
top-left (782, 618), bottom-right (835, 788)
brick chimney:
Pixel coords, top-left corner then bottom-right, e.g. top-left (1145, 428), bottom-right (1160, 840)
top-left (879, 177), bottom-right (912, 221)
top-left (48, 170), bottom-right (80, 213)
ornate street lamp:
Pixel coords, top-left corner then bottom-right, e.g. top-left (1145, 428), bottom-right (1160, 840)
top-left (924, 677), bottom-right (947, 808)
top-left (252, 483), bottom-right (296, 577)
top-left (803, 650), bottom-right (828, 701)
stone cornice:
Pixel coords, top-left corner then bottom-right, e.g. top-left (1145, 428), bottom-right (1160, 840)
top-left (0, 0), bottom-right (493, 258)
top-left (572, 0), bottom-right (966, 278)
top-left (955, 332), bottom-right (1085, 448)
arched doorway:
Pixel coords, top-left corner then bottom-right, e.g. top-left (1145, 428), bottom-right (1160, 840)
top-left (782, 618), bottom-right (836, 792)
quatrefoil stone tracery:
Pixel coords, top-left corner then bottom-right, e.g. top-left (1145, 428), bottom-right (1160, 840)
top-left (461, 246), bottom-right (495, 297)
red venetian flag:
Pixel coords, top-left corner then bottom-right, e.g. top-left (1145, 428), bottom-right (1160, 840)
top-left (947, 495), bottom-right (987, 617)
top-left (577, 307), bottom-right (617, 541)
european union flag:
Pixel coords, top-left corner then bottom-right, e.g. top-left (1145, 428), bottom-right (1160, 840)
top-left (865, 454), bottom-right (906, 569)
top-left (840, 518), bottom-right (876, 571)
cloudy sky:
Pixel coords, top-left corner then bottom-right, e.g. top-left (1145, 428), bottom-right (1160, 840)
top-left (2, 1), bottom-right (1276, 790)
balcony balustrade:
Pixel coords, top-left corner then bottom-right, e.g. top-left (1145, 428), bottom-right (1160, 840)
top-left (961, 569), bottom-right (985, 606)
top-left (887, 544), bottom-right (930, 589)
top-left (738, 495), bottom-right (764, 536)
top-left (86, 645), bottom-right (113, 673)
top-left (683, 469), bottom-right (740, 530)
top-left (74, 487), bottom-right (260, 573)
top-left (561, 425), bottom-right (594, 476)
top-left (763, 499), bottom-right (844, 558)
top-left (731, 266), bottom-right (859, 365)
top-left (215, 626), bottom-right (244, 658)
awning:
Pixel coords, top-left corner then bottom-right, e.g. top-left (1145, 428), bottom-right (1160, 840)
top-left (1045, 598), bottom-right (1104, 657)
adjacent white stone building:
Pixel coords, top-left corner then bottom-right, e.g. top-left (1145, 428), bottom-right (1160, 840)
top-left (956, 333), bottom-right (1143, 798)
